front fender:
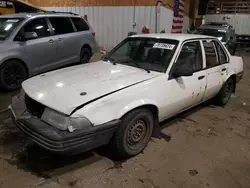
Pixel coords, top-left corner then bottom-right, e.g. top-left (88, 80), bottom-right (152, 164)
top-left (0, 53), bottom-right (26, 66)
top-left (118, 99), bottom-right (158, 119)
top-left (72, 98), bottom-right (158, 126)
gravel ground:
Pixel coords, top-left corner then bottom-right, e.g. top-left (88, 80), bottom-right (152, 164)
top-left (0, 53), bottom-right (249, 188)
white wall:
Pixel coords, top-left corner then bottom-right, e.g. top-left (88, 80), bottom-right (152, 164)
top-left (45, 6), bottom-right (190, 50)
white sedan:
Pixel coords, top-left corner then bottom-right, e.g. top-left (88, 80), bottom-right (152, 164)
top-left (10, 34), bottom-right (244, 157)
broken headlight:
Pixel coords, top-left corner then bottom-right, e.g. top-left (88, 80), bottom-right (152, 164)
top-left (41, 108), bottom-right (92, 132)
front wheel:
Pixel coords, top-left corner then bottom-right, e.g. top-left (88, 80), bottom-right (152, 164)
top-left (111, 108), bottom-right (154, 158)
top-left (215, 78), bottom-right (234, 106)
top-left (0, 60), bottom-right (28, 91)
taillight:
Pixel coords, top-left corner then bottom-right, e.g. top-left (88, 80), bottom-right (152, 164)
top-left (92, 32), bottom-right (95, 36)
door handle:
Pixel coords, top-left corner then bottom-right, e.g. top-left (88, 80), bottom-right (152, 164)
top-left (58, 38), bottom-right (63, 42)
top-left (48, 39), bottom-right (54, 44)
top-left (198, 76), bottom-right (205, 80)
top-left (221, 68), bottom-right (227, 72)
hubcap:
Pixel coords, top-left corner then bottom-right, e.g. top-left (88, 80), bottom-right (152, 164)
top-left (3, 64), bottom-right (26, 89)
top-left (127, 119), bottom-right (147, 149)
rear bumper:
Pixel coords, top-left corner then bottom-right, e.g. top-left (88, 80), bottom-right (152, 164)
top-left (236, 71), bottom-right (244, 83)
top-left (15, 115), bottom-right (120, 155)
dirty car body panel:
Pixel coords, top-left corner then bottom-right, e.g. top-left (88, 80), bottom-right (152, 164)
top-left (10, 34), bottom-right (244, 154)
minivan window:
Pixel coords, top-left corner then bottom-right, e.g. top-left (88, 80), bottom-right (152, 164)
top-left (71, 17), bottom-right (89, 31)
top-left (0, 18), bottom-right (23, 40)
top-left (49, 17), bottom-right (74, 35)
top-left (23, 18), bottom-right (50, 38)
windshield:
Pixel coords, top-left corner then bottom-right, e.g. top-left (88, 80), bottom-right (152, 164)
top-left (0, 18), bottom-right (24, 40)
top-left (194, 28), bottom-right (227, 42)
top-left (104, 37), bottom-right (179, 73)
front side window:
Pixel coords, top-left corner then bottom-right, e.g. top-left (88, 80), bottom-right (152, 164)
top-left (0, 17), bottom-right (23, 40)
top-left (174, 41), bottom-right (203, 72)
top-left (23, 18), bottom-right (50, 38)
top-left (49, 17), bottom-right (74, 35)
top-left (203, 40), bottom-right (220, 68)
top-left (71, 17), bottom-right (89, 31)
top-left (104, 37), bottom-right (179, 73)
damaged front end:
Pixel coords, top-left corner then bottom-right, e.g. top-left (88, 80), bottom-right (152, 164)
top-left (9, 90), bottom-right (119, 154)
top-left (9, 90), bottom-right (92, 133)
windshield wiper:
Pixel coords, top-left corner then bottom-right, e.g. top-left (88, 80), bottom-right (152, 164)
top-left (127, 60), bottom-right (150, 73)
top-left (102, 56), bottom-right (117, 65)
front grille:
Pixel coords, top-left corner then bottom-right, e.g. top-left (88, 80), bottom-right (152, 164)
top-left (25, 94), bottom-right (45, 118)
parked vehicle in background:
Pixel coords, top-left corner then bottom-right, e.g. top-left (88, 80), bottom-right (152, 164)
top-left (193, 22), bottom-right (237, 55)
top-left (0, 12), bottom-right (98, 91)
top-left (205, 14), bottom-right (250, 50)
top-left (10, 34), bottom-right (244, 158)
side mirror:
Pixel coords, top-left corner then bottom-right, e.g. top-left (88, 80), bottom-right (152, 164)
top-left (173, 67), bottom-right (193, 78)
top-left (24, 32), bottom-right (38, 41)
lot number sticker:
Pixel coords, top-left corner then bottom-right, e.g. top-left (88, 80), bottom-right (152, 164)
top-left (153, 43), bottom-right (175, 50)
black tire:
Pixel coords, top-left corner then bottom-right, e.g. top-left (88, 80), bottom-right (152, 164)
top-left (112, 108), bottom-right (154, 158)
top-left (215, 78), bottom-right (234, 106)
top-left (0, 60), bottom-right (28, 91)
top-left (80, 47), bottom-right (91, 64)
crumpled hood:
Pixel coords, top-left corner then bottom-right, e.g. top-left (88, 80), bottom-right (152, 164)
top-left (22, 61), bottom-right (161, 115)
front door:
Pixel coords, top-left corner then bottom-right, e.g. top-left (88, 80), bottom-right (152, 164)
top-left (16, 18), bottom-right (56, 75)
top-left (164, 40), bottom-right (207, 117)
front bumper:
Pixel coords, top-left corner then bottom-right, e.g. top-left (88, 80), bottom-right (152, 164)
top-left (9, 95), bottom-right (120, 154)
top-left (9, 95), bottom-right (120, 155)
top-left (236, 71), bottom-right (244, 83)
top-left (15, 116), bottom-right (120, 154)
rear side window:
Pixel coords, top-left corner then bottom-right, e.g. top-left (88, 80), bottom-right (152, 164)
top-left (214, 41), bottom-right (227, 64)
top-left (71, 17), bottom-right (89, 31)
top-left (49, 17), bottom-right (74, 35)
top-left (203, 40), bottom-right (219, 68)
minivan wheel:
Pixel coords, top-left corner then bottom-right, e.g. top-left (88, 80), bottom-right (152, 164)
top-left (80, 47), bottom-right (91, 64)
top-left (0, 60), bottom-right (28, 91)
top-left (215, 78), bottom-right (234, 106)
top-left (112, 108), bottom-right (154, 158)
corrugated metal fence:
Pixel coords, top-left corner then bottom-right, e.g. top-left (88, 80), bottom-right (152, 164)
top-left (45, 6), bottom-right (190, 50)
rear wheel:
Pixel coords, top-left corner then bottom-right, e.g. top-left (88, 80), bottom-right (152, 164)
top-left (0, 60), bottom-right (28, 91)
top-left (80, 47), bottom-right (91, 64)
top-left (215, 78), bottom-right (234, 106)
top-left (111, 108), bottom-right (154, 158)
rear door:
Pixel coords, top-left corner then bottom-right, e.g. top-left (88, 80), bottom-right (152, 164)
top-left (48, 17), bottom-right (78, 66)
top-left (202, 39), bottom-right (223, 101)
top-left (214, 40), bottom-right (230, 85)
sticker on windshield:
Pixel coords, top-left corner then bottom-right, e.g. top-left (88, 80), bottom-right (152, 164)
top-left (153, 43), bottom-right (175, 50)
top-left (6, 19), bottom-right (19, 23)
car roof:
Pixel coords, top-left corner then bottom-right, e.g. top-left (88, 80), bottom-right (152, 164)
top-left (199, 25), bottom-right (228, 31)
top-left (129, 33), bottom-right (216, 42)
top-left (0, 12), bottom-right (81, 19)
